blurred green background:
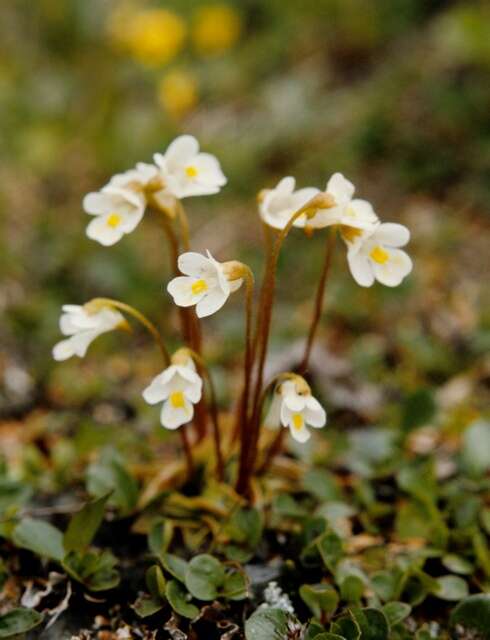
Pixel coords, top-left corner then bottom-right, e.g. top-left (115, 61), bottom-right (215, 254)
top-left (1, 0), bottom-right (489, 431)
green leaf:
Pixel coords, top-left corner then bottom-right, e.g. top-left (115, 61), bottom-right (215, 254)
top-left (300, 583), bottom-right (339, 618)
top-left (62, 549), bottom-right (120, 591)
top-left (340, 575), bottom-right (364, 603)
top-left (0, 608), bottom-right (44, 637)
top-left (303, 469), bottom-right (342, 501)
top-left (145, 565), bottom-right (166, 599)
top-left (86, 449), bottom-right (138, 515)
top-left (431, 575), bottom-right (469, 601)
top-left (370, 570), bottom-right (404, 602)
top-left (160, 552), bottom-right (188, 583)
top-left (223, 507), bottom-right (262, 562)
top-left (64, 493), bottom-right (110, 553)
top-left (401, 389), bottom-right (435, 431)
top-left (317, 530), bottom-right (343, 572)
top-left (349, 608), bottom-right (389, 640)
top-left (330, 618), bottom-right (361, 640)
top-left (185, 554), bottom-right (225, 601)
top-left (245, 608), bottom-right (301, 640)
top-left (148, 520), bottom-right (173, 556)
top-left (166, 580), bottom-right (199, 619)
top-left (461, 419), bottom-right (490, 477)
top-left (382, 602), bottom-right (411, 626)
top-left (442, 553), bottom-right (473, 575)
top-left (131, 595), bottom-right (164, 619)
top-left (450, 594), bottom-right (490, 640)
top-left (315, 634), bottom-right (345, 640)
top-left (305, 622), bottom-right (326, 639)
top-left (12, 518), bottom-right (64, 562)
top-left (222, 567), bottom-right (248, 601)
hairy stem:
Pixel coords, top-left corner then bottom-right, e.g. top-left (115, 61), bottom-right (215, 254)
top-left (299, 226), bottom-right (336, 374)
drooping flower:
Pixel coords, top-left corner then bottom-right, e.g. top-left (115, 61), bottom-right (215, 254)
top-left (142, 352), bottom-right (203, 430)
top-left (345, 222), bottom-right (413, 287)
top-left (52, 304), bottom-right (126, 361)
top-left (265, 378), bottom-right (326, 443)
top-left (154, 135), bottom-right (227, 199)
top-left (83, 186), bottom-right (146, 246)
top-left (259, 177), bottom-right (319, 230)
top-left (167, 251), bottom-right (243, 318)
top-left (307, 173), bottom-right (379, 233)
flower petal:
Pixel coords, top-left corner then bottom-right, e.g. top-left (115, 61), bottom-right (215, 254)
top-left (52, 338), bottom-right (76, 361)
top-left (305, 396), bottom-right (327, 428)
top-left (373, 248), bottom-right (413, 287)
top-left (86, 216), bottom-right (125, 246)
top-left (196, 288), bottom-right (228, 317)
top-left (347, 252), bottom-right (375, 287)
top-left (374, 222), bottom-right (410, 248)
top-left (160, 398), bottom-right (194, 429)
top-left (326, 173), bottom-right (355, 206)
top-left (178, 252), bottom-right (214, 277)
top-left (167, 276), bottom-right (205, 307)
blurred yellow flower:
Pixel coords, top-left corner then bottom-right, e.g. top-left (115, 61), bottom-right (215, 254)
top-left (158, 70), bottom-right (199, 118)
top-left (113, 8), bottom-right (187, 66)
top-left (192, 4), bottom-right (241, 55)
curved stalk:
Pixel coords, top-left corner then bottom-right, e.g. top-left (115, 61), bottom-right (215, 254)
top-left (88, 298), bottom-right (170, 365)
top-left (180, 427), bottom-right (194, 482)
top-left (299, 226), bottom-right (337, 374)
top-left (176, 200), bottom-right (191, 252)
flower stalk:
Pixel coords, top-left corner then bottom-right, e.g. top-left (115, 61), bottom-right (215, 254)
top-left (299, 225), bottom-right (337, 374)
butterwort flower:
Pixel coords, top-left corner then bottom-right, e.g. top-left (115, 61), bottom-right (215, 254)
top-left (167, 251), bottom-right (243, 318)
top-left (259, 176), bottom-right (319, 230)
top-left (306, 173), bottom-right (379, 232)
top-left (265, 377), bottom-right (326, 443)
top-left (52, 304), bottom-right (127, 361)
top-left (154, 135), bottom-right (226, 199)
top-left (345, 222), bottom-right (413, 287)
top-left (142, 352), bottom-right (203, 430)
top-left (83, 186), bottom-right (146, 246)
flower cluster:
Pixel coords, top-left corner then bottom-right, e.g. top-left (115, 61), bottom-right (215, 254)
top-left (260, 581), bottom-right (295, 614)
top-left (83, 135), bottom-right (226, 246)
top-left (54, 134), bottom-right (414, 495)
top-left (260, 172), bottom-right (412, 287)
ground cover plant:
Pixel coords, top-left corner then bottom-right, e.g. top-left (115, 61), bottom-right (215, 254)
top-left (0, 2), bottom-right (489, 639)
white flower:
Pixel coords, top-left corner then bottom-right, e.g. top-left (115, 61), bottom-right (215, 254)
top-left (142, 355), bottom-right (203, 430)
top-left (307, 172), bottom-right (379, 231)
top-left (260, 581), bottom-right (295, 614)
top-left (346, 222), bottom-right (413, 288)
top-left (83, 186), bottom-right (146, 246)
top-left (259, 176), bottom-right (319, 230)
top-left (167, 251), bottom-right (242, 318)
top-left (52, 304), bottom-right (125, 361)
top-left (265, 379), bottom-right (326, 443)
top-left (108, 162), bottom-right (159, 190)
top-left (154, 135), bottom-right (227, 199)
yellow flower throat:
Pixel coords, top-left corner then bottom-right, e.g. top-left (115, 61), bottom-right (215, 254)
top-left (170, 391), bottom-right (185, 408)
top-left (191, 279), bottom-right (208, 295)
top-left (370, 246), bottom-right (389, 264)
top-left (107, 213), bottom-right (122, 228)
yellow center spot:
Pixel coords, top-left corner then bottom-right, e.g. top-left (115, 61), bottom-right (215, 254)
top-left (191, 279), bottom-right (208, 295)
top-left (170, 391), bottom-right (185, 408)
top-left (185, 165), bottom-right (198, 178)
top-left (370, 246), bottom-right (390, 264)
top-left (340, 225), bottom-right (362, 243)
top-left (107, 213), bottom-right (122, 228)
top-left (292, 414), bottom-right (304, 431)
